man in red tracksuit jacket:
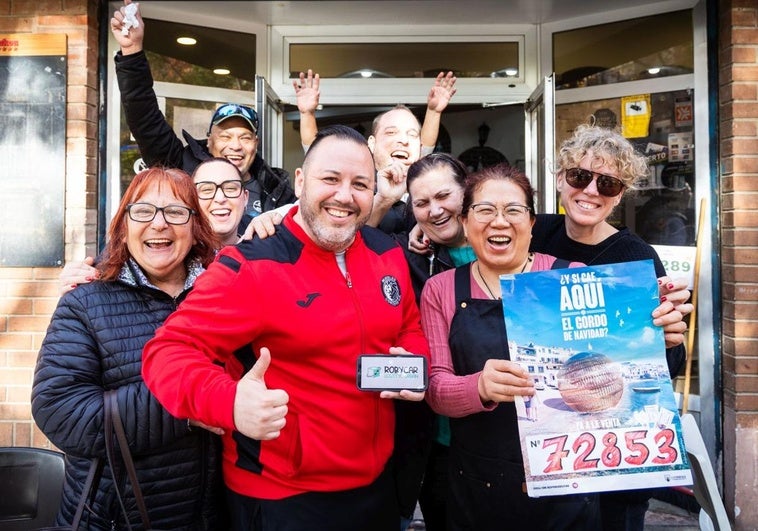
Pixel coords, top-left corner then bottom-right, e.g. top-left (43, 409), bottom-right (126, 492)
top-left (143, 125), bottom-right (429, 531)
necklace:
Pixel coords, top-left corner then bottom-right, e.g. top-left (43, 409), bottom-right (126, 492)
top-left (476, 262), bottom-right (499, 299)
top-left (475, 253), bottom-right (533, 300)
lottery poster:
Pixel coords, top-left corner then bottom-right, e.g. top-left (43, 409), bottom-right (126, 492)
top-left (500, 260), bottom-right (692, 497)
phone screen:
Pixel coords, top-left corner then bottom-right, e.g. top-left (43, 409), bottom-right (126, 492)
top-left (356, 355), bottom-right (428, 391)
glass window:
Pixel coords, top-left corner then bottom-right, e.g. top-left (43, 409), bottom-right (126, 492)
top-left (553, 10), bottom-right (693, 89)
top-left (119, 98), bottom-right (218, 194)
top-left (289, 42), bottom-right (519, 79)
top-left (556, 89), bottom-right (696, 247)
top-left (142, 18), bottom-right (255, 90)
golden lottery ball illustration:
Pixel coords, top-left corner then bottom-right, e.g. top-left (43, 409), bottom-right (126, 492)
top-left (557, 351), bottom-right (624, 412)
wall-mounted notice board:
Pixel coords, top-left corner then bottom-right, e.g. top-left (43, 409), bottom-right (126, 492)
top-left (0, 34), bottom-right (66, 267)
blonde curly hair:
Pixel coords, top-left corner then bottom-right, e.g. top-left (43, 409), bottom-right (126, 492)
top-left (556, 123), bottom-right (649, 188)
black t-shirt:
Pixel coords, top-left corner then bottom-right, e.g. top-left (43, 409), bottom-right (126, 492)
top-left (530, 214), bottom-right (666, 276)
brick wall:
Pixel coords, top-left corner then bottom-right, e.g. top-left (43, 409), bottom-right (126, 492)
top-left (719, 1), bottom-right (758, 530)
top-left (0, 0), bottom-right (99, 448)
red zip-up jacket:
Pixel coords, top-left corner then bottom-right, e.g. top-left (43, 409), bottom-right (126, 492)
top-left (143, 209), bottom-right (429, 499)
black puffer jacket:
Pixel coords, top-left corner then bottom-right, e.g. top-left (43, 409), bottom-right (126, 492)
top-left (32, 260), bottom-right (225, 530)
top-left (115, 50), bottom-right (296, 216)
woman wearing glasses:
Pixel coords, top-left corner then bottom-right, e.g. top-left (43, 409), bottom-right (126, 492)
top-left (420, 163), bottom-right (599, 530)
top-left (33, 167), bottom-right (226, 529)
top-left (531, 124), bottom-right (689, 530)
top-left (193, 157), bottom-right (251, 246)
top-left (59, 158), bottom-right (249, 293)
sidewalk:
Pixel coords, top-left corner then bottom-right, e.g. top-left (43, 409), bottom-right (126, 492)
top-left (644, 498), bottom-right (700, 530)
top-left (406, 496), bottom-right (703, 530)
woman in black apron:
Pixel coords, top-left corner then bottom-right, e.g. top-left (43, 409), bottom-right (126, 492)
top-left (420, 163), bottom-right (600, 530)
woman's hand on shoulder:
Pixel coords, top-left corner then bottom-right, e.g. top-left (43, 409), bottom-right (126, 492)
top-left (408, 223), bottom-right (432, 256)
top-left (59, 256), bottom-right (98, 296)
top-left (239, 203), bottom-right (296, 241)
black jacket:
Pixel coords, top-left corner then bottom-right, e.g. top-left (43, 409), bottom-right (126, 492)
top-left (393, 232), bottom-right (455, 304)
top-left (390, 233), bottom-right (455, 517)
top-left (32, 261), bottom-right (225, 530)
top-left (115, 50), bottom-right (296, 216)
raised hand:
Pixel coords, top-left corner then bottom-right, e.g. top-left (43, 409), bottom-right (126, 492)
top-left (376, 161), bottom-right (408, 204)
top-left (110, 0), bottom-right (145, 55)
top-left (427, 71), bottom-right (458, 114)
top-left (294, 69), bottom-right (321, 114)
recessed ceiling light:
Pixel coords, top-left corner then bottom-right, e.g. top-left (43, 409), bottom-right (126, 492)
top-left (647, 67), bottom-right (661, 75)
top-left (176, 37), bottom-right (197, 46)
top-left (213, 68), bottom-right (231, 75)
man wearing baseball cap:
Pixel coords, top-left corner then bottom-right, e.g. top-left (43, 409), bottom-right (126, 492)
top-left (111, 1), bottom-right (296, 217)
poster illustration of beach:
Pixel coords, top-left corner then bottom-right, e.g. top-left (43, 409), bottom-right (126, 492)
top-left (500, 259), bottom-right (692, 497)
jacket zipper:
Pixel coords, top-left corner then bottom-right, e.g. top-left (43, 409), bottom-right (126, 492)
top-left (342, 252), bottom-right (379, 467)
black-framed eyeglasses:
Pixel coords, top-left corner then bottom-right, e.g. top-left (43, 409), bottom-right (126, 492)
top-left (564, 168), bottom-right (626, 197)
top-left (195, 180), bottom-right (244, 200)
top-left (469, 202), bottom-right (531, 224)
top-left (126, 203), bottom-right (196, 225)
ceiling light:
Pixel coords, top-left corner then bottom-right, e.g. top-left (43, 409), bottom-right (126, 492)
top-left (213, 68), bottom-right (230, 75)
top-left (338, 69), bottom-right (393, 78)
top-left (504, 67), bottom-right (519, 76)
top-left (647, 67), bottom-right (661, 75)
top-left (176, 37), bottom-right (197, 46)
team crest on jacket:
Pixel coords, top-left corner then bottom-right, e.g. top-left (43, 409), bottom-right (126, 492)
top-left (381, 276), bottom-right (401, 306)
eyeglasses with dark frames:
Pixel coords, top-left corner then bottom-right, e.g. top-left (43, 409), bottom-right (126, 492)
top-left (195, 180), bottom-right (244, 200)
top-left (469, 202), bottom-right (531, 224)
top-left (564, 168), bottom-right (626, 197)
top-left (126, 203), bottom-right (196, 225)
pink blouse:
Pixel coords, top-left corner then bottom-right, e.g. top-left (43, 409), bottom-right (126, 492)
top-left (420, 253), bottom-right (582, 417)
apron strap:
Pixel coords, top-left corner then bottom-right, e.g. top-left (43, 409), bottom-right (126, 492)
top-left (454, 263), bottom-right (472, 305)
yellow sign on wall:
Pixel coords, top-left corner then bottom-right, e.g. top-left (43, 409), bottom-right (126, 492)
top-left (621, 94), bottom-right (651, 139)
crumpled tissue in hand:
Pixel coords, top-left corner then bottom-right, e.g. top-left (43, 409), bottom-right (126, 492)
top-left (121, 3), bottom-right (139, 36)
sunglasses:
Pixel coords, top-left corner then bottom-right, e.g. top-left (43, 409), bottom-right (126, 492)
top-left (208, 104), bottom-right (259, 135)
top-left (564, 168), bottom-right (626, 197)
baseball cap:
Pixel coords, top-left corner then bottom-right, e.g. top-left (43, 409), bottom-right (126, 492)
top-left (208, 103), bottom-right (259, 135)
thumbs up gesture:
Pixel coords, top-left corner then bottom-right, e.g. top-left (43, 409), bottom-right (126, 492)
top-left (233, 347), bottom-right (289, 440)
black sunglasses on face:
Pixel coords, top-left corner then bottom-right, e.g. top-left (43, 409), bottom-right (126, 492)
top-left (564, 168), bottom-right (626, 197)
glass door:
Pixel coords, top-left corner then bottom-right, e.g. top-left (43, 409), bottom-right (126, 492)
top-left (256, 75), bottom-right (284, 169)
top-left (525, 74), bottom-right (556, 214)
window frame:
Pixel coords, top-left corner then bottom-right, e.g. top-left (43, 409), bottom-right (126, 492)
top-left (270, 24), bottom-right (538, 106)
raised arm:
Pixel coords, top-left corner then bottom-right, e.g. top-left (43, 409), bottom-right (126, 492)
top-left (111, 0), bottom-right (186, 169)
top-left (110, 0), bottom-right (144, 55)
top-left (420, 71), bottom-right (457, 150)
top-left (294, 69), bottom-right (321, 151)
